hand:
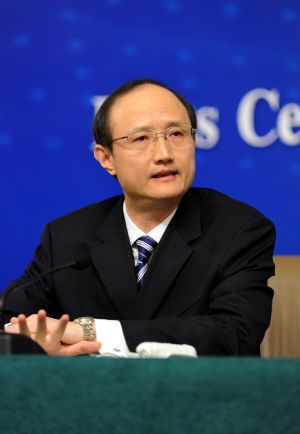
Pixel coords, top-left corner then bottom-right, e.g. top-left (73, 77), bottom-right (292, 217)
top-left (6, 310), bottom-right (101, 356)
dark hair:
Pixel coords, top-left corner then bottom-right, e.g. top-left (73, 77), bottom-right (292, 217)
top-left (92, 78), bottom-right (197, 150)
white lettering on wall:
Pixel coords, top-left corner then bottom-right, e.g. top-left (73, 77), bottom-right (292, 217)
top-left (196, 107), bottom-right (219, 149)
top-left (237, 88), bottom-right (279, 147)
top-left (237, 88), bottom-right (300, 147)
top-left (277, 103), bottom-right (300, 146)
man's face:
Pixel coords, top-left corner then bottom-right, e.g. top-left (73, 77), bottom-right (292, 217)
top-left (94, 84), bottom-right (195, 210)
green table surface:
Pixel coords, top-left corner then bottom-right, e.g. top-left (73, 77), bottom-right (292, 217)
top-left (0, 356), bottom-right (300, 434)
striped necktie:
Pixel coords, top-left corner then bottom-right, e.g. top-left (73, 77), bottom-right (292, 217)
top-left (135, 236), bottom-right (158, 287)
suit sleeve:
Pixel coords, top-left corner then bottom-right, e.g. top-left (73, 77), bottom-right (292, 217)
top-left (120, 216), bottom-right (276, 355)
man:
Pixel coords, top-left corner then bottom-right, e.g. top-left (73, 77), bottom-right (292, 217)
top-left (5, 79), bottom-right (276, 356)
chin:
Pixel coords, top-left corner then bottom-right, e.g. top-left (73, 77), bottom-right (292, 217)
top-left (149, 187), bottom-right (186, 202)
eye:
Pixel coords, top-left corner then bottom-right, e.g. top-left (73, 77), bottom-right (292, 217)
top-left (169, 128), bottom-right (184, 137)
top-left (129, 131), bottom-right (152, 144)
top-left (133, 134), bottom-right (150, 142)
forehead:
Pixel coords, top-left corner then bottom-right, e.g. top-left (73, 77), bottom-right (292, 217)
top-left (108, 84), bottom-right (190, 134)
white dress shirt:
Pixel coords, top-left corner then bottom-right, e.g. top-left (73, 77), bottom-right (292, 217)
top-left (95, 202), bottom-right (176, 357)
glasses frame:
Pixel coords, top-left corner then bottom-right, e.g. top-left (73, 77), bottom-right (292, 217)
top-left (111, 124), bottom-right (197, 146)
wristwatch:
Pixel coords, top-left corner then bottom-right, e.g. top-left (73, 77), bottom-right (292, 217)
top-left (73, 316), bottom-right (96, 341)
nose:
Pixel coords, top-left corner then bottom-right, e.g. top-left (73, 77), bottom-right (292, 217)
top-left (152, 133), bottom-right (174, 163)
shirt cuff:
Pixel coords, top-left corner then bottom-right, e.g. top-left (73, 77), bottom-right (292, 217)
top-left (95, 319), bottom-right (129, 357)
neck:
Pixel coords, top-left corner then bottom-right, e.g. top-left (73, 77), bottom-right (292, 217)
top-left (125, 197), bottom-right (180, 233)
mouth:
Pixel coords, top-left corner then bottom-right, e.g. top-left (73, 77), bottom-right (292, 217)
top-left (151, 170), bottom-right (178, 179)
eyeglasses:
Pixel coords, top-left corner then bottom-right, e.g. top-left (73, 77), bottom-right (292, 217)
top-left (111, 125), bottom-right (196, 151)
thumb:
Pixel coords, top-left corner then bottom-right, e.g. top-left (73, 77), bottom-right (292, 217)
top-left (62, 340), bottom-right (101, 356)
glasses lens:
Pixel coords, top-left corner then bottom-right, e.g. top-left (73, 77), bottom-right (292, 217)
top-left (125, 126), bottom-right (193, 149)
top-left (166, 126), bottom-right (191, 144)
top-left (127, 130), bottom-right (153, 146)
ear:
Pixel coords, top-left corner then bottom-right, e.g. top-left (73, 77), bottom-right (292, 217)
top-left (94, 144), bottom-right (116, 176)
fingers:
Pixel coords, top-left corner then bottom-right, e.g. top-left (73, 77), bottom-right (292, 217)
top-left (51, 314), bottom-right (69, 342)
top-left (5, 316), bottom-right (21, 333)
top-left (17, 314), bottom-right (32, 337)
top-left (6, 311), bottom-right (101, 356)
top-left (35, 310), bottom-right (48, 340)
top-left (8, 314), bottom-right (38, 334)
top-left (5, 317), bottom-right (19, 333)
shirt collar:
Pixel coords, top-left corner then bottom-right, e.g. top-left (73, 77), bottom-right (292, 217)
top-left (123, 201), bottom-right (176, 246)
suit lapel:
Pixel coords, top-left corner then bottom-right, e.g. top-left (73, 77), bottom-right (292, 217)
top-left (134, 191), bottom-right (202, 319)
top-left (89, 199), bottom-right (138, 319)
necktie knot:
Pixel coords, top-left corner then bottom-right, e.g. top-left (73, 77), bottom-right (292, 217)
top-left (135, 236), bottom-right (158, 287)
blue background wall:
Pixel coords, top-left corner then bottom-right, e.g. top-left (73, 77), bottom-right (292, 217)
top-left (1, 0), bottom-right (300, 289)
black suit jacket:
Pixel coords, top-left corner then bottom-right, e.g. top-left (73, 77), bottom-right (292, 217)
top-left (5, 188), bottom-right (276, 355)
